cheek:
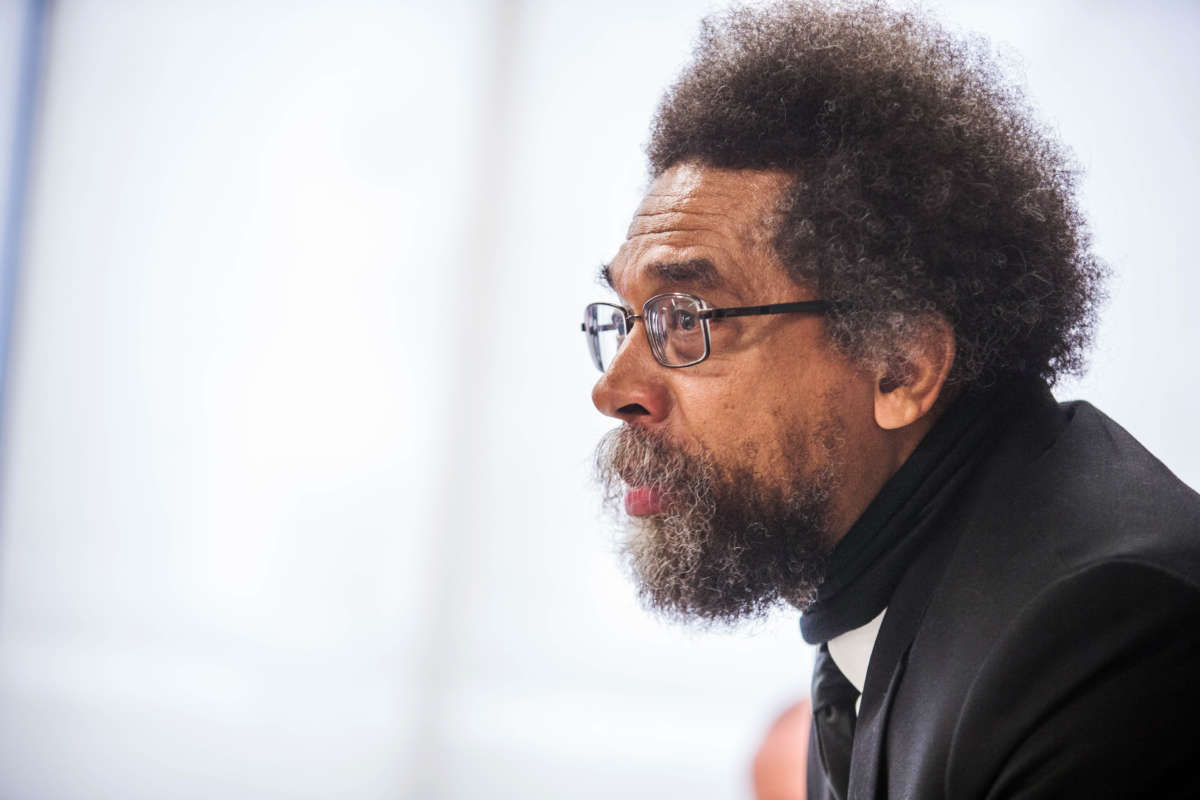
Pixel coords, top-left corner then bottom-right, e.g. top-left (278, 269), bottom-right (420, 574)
top-left (670, 382), bottom-right (738, 442)
top-left (663, 327), bottom-right (869, 468)
top-left (670, 381), bottom-right (806, 477)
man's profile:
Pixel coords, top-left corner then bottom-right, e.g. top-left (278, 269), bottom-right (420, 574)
top-left (582, 2), bottom-right (1200, 797)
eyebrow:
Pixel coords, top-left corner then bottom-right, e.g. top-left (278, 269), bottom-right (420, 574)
top-left (598, 257), bottom-right (724, 292)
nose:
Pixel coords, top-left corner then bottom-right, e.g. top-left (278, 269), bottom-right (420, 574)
top-left (591, 329), bottom-right (671, 425)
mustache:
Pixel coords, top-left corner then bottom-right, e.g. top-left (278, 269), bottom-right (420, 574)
top-left (593, 425), bottom-right (715, 505)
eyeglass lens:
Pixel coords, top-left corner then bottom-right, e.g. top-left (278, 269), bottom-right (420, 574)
top-left (583, 303), bottom-right (628, 372)
top-left (583, 295), bottom-right (710, 372)
top-left (645, 294), bottom-right (707, 367)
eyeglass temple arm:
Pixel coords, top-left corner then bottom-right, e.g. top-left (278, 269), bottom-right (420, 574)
top-left (580, 317), bottom-right (640, 333)
top-left (703, 300), bottom-right (834, 320)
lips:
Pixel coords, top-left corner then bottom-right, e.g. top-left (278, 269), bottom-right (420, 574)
top-left (625, 486), bottom-right (665, 516)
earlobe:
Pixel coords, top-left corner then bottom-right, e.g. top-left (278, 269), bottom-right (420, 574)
top-left (873, 320), bottom-right (956, 431)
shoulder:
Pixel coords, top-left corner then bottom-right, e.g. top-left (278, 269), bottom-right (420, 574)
top-left (894, 391), bottom-right (1200, 797)
top-left (946, 560), bottom-right (1200, 798)
top-left (955, 393), bottom-right (1200, 593)
top-left (1047, 401), bottom-right (1198, 525)
top-left (1053, 400), bottom-right (1200, 530)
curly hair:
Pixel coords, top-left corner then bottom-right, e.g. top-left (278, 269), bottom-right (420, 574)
top-left (648, 1), bottom-right (1105, 389)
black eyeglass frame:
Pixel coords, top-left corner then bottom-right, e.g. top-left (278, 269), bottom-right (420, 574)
top-left (581, 292), bottom-right (834, 371)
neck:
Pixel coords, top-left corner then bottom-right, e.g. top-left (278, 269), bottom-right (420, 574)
top-left (826, 402), bottom-right (948, 546)
top-left (799, 381), bottom-right (1021, 642)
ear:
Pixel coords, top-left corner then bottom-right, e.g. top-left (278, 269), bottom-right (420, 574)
top-left (873, 318), bottom-right (956, 431)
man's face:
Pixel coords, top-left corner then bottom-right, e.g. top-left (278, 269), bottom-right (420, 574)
top-left (592, 163), bottom-right (882, 624)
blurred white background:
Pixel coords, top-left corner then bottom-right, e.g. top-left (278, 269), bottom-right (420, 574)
top-left (0, 1), bottom-right (1195, 798)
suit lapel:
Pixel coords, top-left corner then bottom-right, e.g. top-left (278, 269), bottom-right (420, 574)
top-left (844, 513), bottom-right (966, 799)
top-left (848, 646), bottom-right (909, 799)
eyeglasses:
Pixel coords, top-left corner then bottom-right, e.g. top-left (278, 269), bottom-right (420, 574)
top-left (581, 292), bottom-right (833, 371)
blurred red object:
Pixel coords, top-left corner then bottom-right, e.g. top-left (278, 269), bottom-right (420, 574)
top-left (752, 699), bottom-right (811, 800)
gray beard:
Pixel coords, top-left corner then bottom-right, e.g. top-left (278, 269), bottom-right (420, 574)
top-left (594, 423), bottom-right (842, 627)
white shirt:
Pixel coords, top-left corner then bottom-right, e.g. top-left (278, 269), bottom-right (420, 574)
top-left (826, 608), bottom-right (887, 697)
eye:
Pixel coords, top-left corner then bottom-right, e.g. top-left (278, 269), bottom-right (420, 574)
top-left (674, 309), bottom-right (698, 331)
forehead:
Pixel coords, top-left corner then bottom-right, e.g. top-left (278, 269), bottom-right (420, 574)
top-left (607, 163), bottom-right (792, 299)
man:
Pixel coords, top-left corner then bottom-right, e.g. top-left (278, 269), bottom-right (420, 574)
top-left (582, 2), bottom-right (1200, 798)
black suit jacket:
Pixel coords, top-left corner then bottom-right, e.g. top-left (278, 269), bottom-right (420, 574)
top-left (807, 389), bottom-right (1200, 799)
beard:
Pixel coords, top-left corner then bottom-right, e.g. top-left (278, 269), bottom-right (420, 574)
top-left (594, 421), bottom-right (843, 627)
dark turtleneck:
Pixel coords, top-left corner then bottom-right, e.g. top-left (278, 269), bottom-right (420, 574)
top-left (800, 378), bottom-right (1049, 644)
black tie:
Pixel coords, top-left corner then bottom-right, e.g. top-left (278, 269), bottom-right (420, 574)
top-left (811, 643), bottom-right (861, 800)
